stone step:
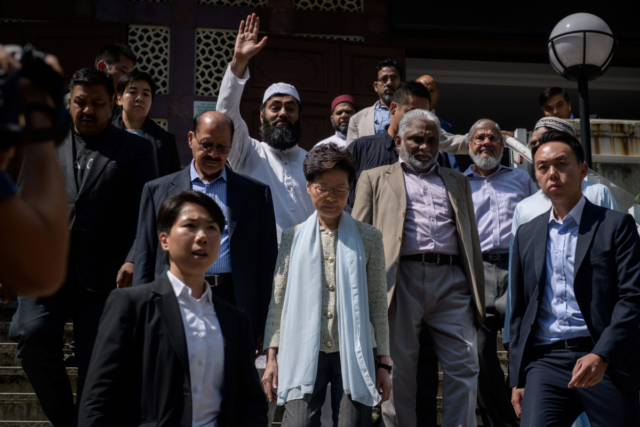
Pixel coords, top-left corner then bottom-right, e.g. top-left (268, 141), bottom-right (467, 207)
top-left (0, 423), bottom-right (49, 426)
top-left (0, 393), bottom-right (50, 421)
top-left (0, 323), bottom-right (74, 344)
top-left (0, 367), bottom-right (77, 393)
top-left (0, 344), bottom-right (73, 367)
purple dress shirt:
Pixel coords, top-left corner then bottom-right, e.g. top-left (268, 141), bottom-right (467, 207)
top-left (400, 159), bottom-right (459, 256)
top-left (464, 164), bottom-right (537, 253)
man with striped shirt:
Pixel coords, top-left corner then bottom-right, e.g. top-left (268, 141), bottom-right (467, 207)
top-left (464, 119), bottom-right (537, 427)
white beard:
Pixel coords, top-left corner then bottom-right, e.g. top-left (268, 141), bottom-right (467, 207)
top-left (470, 147), bottom-right (503, 171)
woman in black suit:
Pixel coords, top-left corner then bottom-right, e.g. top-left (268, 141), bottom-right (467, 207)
top-left (79, 190), bottom-right (267, 427)
top-left (113, 70), bottom-right (181, 177)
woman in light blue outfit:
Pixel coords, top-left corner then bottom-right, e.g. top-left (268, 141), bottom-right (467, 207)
top-left (261, 143), bottom-right (392, 426)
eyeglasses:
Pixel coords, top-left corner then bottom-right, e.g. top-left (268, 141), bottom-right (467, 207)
top-left (196, 140), bottom-right (232, 154)
top-left (377, 76), bottom-right (401, 84)
top-left (313, 185), bottom-right (350, 197)
top-left (471, 135), bottom-right (501, 145)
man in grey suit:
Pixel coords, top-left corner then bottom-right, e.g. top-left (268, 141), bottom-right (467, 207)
top-left (346, 58), bottom-right (404, 145)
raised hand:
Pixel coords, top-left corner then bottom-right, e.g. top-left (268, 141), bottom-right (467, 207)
top-left (231, 13), bottom-right (268, 78)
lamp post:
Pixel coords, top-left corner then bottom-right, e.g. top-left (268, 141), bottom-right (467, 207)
top-left (547, 13), bottom-right (618, 168)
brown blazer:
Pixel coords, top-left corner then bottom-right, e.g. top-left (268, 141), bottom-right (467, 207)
top-left (346, 105), bottom-right (375, 146)
top-left (352, 162), bottom-right (485, 325)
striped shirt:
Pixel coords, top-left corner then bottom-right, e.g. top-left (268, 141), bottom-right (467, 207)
top-left (190, 160), bottom-right (231, 274)
top-left (373, 101), bottom-right (390, 135)
top-left (464, 164), bottom-right (537, 253)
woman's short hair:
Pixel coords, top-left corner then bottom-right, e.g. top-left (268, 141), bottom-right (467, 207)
top-left (303, 142), bottom-right (357, 184)
top-left (157, 190), bottom-right (225, 235)
top-left (117, 70), bottom-right (158, 99)
top-left (531, 130), bottom-right (584, 164)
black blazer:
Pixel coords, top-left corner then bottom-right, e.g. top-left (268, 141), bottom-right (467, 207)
top-left (509, 200), bottom-right (640, 392)
top-left (78, 273), bottom-right (268, 427)
top-left (132, 166), bottom-right (278, 343)
top-left (58, 123), bottom-right (156, 292)
top-left (112, 115), bottom-right (181, 178)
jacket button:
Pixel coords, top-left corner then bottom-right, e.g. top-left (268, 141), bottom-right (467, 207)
top-left (530, 323), bottom-right (534, 329)
top-left (395, 261), bottom-right (398, 267)
top-left (402, 211), bottom-right (405, 217)
top-left (398, 236), bottom-right (402, 242)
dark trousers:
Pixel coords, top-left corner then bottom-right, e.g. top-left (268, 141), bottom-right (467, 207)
top-left (477, 260), bottom-right (518, 427)
top-left (521, 347), bottom-right (640, 427)
top-left (282, 352), bottom-right (372, 427)
top-left (9, 276), bottom-right (109, 427)
top-left (415, 325), bottom-right (439, 427)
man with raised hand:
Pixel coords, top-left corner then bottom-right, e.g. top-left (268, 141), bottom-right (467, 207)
top-left (216, 13), bottom-right (314, 242)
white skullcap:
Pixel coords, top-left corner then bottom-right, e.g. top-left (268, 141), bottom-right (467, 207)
top-left (262, 82), bottom-right (300, 104)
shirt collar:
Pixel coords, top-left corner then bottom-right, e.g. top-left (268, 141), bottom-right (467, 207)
top-left (334, 131), bottom-right (346, 141)
top-left (374, 100), bottom-right (389, 111)
top-left (167, 271), bottom-right (213, 304)
top-left (549, 196), bottom-right (586, 226)
top-left (399, 156), bottom-right (440, 176)
top-left (463, 163), bottom-right (511, 177)
top-left (190, 159), bottom-right (227, 184)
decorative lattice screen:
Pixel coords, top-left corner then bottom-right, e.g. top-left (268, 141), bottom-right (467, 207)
top-left (294, 0), bottom-right (363, 13)
top-left (151, 118), bottom-right (168, 131)
top-left (197, 0), bottom-right (268, 6)
top-left (128, 25), bottom-right (170, 94)
top-left (295, 33), bottom-right (364, 42)
top-left (195, 29), bottom-right (236, 96)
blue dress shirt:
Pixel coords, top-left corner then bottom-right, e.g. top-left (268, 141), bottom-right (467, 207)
top-left (190, 161), bottom-right (231, 274)
top-left (464, 165), bottom-right (537, 253)
top-left (373, 101), bottom-right (390, 134)
top-left (535, 196), bottom-right (591, 345)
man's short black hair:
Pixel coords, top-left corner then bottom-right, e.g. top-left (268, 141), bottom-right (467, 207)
top-left (192, 112), bottom-right (235, 141)
top-left (531, 130), bottom-right (584, 164)
top-left (117, 70), bottom-right (158, 99)
top-left (157, 190), bottom-right (226, 236)
top-left (392, 81), bottom-right (431, 107)
top-left (69, 68), bottom-right (115, 100)
top-left (376, 58), bottom-right (404, 81)
top-left (304, 142), bottom-right (357, 185)
top-left (95, 43), bottom-right (137, 68)
top-left (539, 87), bottom-right (571, 108)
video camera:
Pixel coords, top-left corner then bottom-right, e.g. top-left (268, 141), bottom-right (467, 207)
top-left (0, 44), bottom-right (69, 150)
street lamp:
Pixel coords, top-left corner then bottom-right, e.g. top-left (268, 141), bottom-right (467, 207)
top-left (547, 13), bottom-right (618, 168)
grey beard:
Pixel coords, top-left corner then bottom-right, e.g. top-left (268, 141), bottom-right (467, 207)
top-left (399, 144), bottom-right (438, 173)
top-left (381, 92), bottom-right (394, 105)
top-left (470, 147), bottom-right (503, 171)
top-left (332, 120), bottom-right (348, 135)
top-left (260, 119), bottom-right (302, 151)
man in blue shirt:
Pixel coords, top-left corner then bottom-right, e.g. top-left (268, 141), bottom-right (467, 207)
top-left (346, 58), bottom-right (404, 145)
top-left (509, 130), bottom-right (640, 426)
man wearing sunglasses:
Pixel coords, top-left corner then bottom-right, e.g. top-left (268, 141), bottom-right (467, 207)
top-left (346, 58), bottom-right (404, 145)
top-left (132, 110), bottom-right (278, 358)
top-left (463, 119), bottom-right (537, 427)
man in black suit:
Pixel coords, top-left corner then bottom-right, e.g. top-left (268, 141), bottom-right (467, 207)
top-left (509, 130), bottom-right (640, 426)
top-left (133, 110), bottom-right (277, 348)
top-left (79, 190), bottom-right (267, 426)
top-left (9, 68), bottom-right (156, 426)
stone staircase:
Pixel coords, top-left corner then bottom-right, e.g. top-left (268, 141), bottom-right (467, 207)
top-left (0, 302), bottom-right (507, 426)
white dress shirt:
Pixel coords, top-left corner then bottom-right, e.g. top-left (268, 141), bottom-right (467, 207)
top-left (168, 272), bottom-right (225, 427)
top-left (315, 130), bottom-right (347, 148)
top-left (216, 65), bottom-right (316, 243)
